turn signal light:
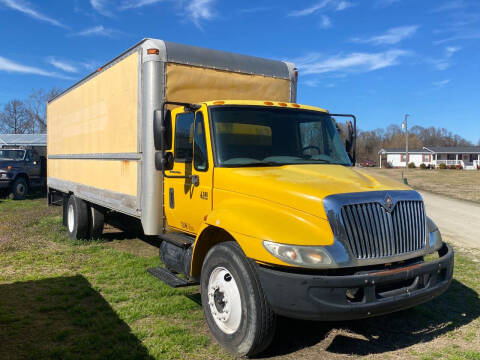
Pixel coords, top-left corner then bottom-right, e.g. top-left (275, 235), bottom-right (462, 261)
top-left (147, 48), bottom-right (159, 55)
top-left (7, 165), bottom-right (12, 171)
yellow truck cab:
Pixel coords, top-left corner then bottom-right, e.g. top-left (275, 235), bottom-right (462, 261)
top-left (47, 39), bottom-right (453, 357)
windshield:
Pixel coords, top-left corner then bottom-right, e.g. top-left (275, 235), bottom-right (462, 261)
top-left (0, 149), bottom-right (25, 160)
top-left (210, 106), bottom-right (351, 167)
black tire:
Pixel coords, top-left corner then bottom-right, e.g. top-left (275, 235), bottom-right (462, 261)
top-left (65, 195), bottom-right (89, 240)
top-left (9, 177), bottom-right (28, 200)
top-left (200, 242), bottom-right (276, 357)
top-left (89, 204), bottom-right (105, 239)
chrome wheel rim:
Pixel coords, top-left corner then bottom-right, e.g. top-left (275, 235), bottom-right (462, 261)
top-left (207, 266), bottom-right (242, 334)
top-left (68, 204), bottom-right (74, 233)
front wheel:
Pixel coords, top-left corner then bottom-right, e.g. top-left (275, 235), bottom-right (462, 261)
top-left (9, 177), bottom-right (28, 200)
top-left (200, 242), bottom-right (276, 357)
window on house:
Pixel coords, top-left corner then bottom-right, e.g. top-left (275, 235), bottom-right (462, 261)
top-left (401, 154), bottom-right (407, 162)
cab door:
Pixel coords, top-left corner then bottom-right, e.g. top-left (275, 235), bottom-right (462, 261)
top-left (24, 150), bottom-right (41, 178)
top-left (163, 106), bottom-right (213, 235)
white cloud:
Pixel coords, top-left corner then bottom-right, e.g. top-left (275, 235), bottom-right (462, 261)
top-left (186, 0), bottom-right (216, 28)
top-left (352, 25), bottom-right (419, 45)
top-left (432, 46), bottom-right (461, 70)
top-left (335, 1), bottom-right (353, 11)
top-left (90, 0), bottom-right (113, 16)
top-left (47, 57), bottom-right (78, 73)
top-left (294, 49), bottom-right (410, 75)
top-left (0, 56), bottom-right (72, 79)
top-left (119, 0), bottom-right (164, 10)
top-left (304, 78), bottom-right (321, 87)
top-left (319, 15), bottom-right (332, 28)
top-left (288, 0), bottom-right (353, 17)
top-left (0, 0), bottom-right (67, 28)
top-left (375, 0), bottom-right (401, 8)
top-left (433, 79), bottom-right (451, 88)
top-left (239, 7), bottom-right (272, 14)
top-left (434, 0), bottom-right (466, 12)
top-left (119, 0), bottom-right (216, 28)
top-left (434, 31), bottom-right (480, 44)
top-left (73, 25), bottom-right (118, 37)
top-left (80, 61), bottom-right (98, 72)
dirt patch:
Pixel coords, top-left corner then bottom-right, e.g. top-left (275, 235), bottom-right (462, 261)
top-left (106, 237), bottom-right (160, 258)
top-left (360, 168), bottom-right (480, 204)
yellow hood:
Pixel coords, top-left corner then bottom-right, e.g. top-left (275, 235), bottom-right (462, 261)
top-left (213, 165), bottom-right (410, 219)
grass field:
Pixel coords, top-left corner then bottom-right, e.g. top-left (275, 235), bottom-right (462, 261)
top-left (360, 167), bottom-right (480, 203)
top-left (1, 196), bottom-right (480, 359)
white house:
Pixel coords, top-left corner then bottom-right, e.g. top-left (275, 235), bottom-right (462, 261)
top-left (378, 146), bottom-right (480, 170)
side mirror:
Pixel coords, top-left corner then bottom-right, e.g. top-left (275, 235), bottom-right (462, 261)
top-left (155, 151), bottom-right (174, 171)
top-left (153, 109), bottom-right (172, 151)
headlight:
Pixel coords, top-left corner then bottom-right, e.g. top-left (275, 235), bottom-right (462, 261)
top-left (263, 240), bottom-right (335, 268)
top-left (426, 217), bottom-right (443, 252)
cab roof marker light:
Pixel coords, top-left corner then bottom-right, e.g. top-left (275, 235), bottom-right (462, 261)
top-left (278, 102), bottom-right (288, 107)
top-left (264, 101), bottom-right (274, 106)
top-left (292, 103), bottom-right (301, 108)
top-left (147, 48), bottom-right (159, 55)
top-left (213, 101), bottom-right (225, 105)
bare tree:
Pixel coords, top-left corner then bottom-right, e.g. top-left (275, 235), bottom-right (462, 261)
top-left (25, 87), bottom-right (62, 133)
top-left (0, 100), bottom-right (30, 134)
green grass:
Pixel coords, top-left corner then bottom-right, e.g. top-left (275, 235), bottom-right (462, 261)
top-left (1, 197), bottom-right (479, 359)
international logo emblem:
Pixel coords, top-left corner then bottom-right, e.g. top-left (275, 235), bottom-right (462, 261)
top-left (383, 195), bottom-right (394, 212)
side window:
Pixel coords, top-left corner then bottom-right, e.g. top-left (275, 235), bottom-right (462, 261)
top-left (174, 112), bottom-right (194, 162)
top-left (25, 150), bottom-right (31, 162)
top-left (194, 112), bottom-right (208, 171)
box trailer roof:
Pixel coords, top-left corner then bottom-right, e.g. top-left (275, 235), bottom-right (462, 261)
top-left (0, 133), bottom-right (46, 147)
top-left (49, 38), bottom-right (296, 104)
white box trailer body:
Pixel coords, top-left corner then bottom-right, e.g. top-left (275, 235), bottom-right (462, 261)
top-left (47, 38), bottom-right (297, 235)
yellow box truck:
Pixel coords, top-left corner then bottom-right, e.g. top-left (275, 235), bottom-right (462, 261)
top-left (47, 39), bottom-right (453, 357)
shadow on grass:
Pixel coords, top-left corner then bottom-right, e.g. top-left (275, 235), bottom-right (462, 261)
top-left (258, 279), bottom-right (479, 358)
top-left (0, 187), bottom-right (47, 201)
top-left (0, 275), bottom-right (153, 360)
top-left (101, 212), bottom-right (160, 247)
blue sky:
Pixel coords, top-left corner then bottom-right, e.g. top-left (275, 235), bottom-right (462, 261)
top-left (0, 0), bottom-right (479, 143)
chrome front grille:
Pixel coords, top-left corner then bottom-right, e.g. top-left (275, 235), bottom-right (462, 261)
top-left (340, 200), bottom-right (425, 259)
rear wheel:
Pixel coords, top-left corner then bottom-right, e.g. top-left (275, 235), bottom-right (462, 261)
top-left (66, 195), bottom-right (89, 240)
top-left (9, 177), bottom-right (28, 200)
top-left (89, 204), bottom-right (105, 239)
top-left (200, 242), bottom-right (276, 357)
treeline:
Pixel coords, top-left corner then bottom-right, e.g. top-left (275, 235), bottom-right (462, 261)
top-left (0, 88), bottom-right (61, 134)
top-left (356, 124), bottom-right (477, 162)
top-left (2, 90), bottom-right (478, 160)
